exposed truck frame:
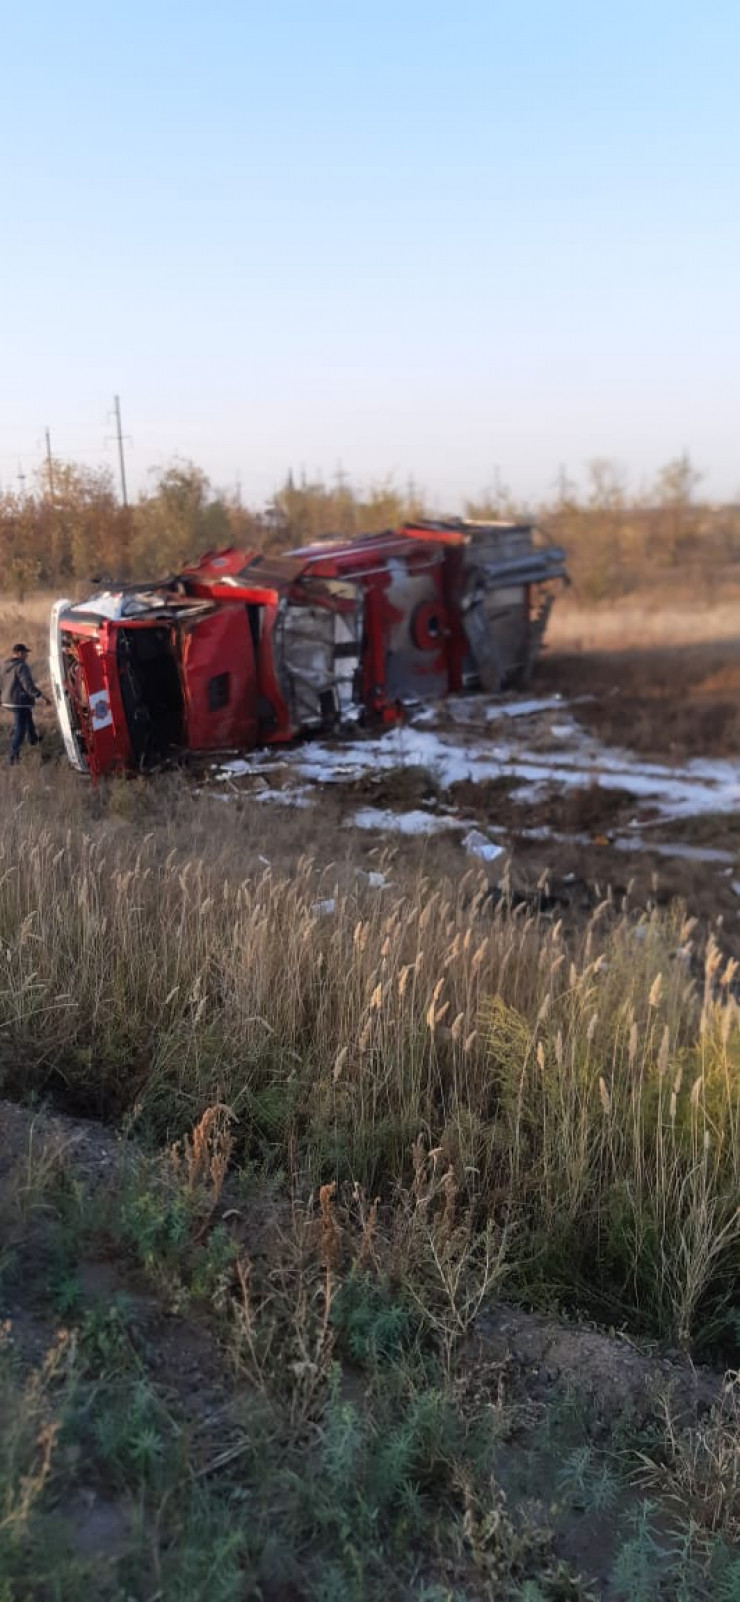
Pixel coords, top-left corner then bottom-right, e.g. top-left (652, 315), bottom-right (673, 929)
top-left (50, 519), bottom-right (567, 776)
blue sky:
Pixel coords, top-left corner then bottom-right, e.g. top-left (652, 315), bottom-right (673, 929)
top-left (2, 0), bottom-right (739, 507)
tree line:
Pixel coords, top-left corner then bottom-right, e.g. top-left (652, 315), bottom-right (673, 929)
top-left (2, 453), bottom-right (738, 601)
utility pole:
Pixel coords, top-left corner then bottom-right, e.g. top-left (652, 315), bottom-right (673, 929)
top-left (45, 427), bottom-right (55, 499)
top-left (113, 394), bottom-right (128, 507)
top-left (556, 463), bottom-right (573, 510)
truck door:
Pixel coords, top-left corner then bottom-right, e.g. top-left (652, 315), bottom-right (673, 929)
top-left (179, 606), bottom-right (258, 752)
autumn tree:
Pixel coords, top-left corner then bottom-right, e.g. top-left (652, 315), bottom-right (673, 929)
top-left (268, 471), bottom-right (425, 551)
top-left (130, 463), bottom-right (232, 573)
top-left (50, 462), bottom-right (128, 581)
top-left (652, 452), bottom-right (703, 563)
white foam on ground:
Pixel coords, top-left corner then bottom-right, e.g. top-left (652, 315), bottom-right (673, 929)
top-left (351, 807), bottom-right (465, 836)
top-left (214, 694), bottom-right (740, 846)
top-left (515, 826), bottom-right (736, 866)
top-left (281, 724), bottom-right (740, 822)
top-left (253, 788), bottom-right (313, 808)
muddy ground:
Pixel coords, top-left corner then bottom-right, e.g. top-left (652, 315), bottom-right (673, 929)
top-left (206, 629), bottom-right (740, 958)
top-left (502, 632), bottom-right (740, 938)
top-left (537, 635), bottom-right (740, 762)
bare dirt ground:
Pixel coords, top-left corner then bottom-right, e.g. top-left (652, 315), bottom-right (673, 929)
top-left (537, 637), bottom-right (740, 762)
top-left (0, 1099), bottom-right (728, 1601)
top-left (523, 607), bottom-right (740, 938)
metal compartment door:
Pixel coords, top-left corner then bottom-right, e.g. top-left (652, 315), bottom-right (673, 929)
top-left (278, 586), bottom-right (362, 731)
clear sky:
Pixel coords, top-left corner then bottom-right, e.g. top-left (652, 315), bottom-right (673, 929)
top-left (2, 0), bottom-right (739, 508)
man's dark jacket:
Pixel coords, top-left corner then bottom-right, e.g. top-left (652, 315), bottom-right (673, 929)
top-left (1, 657), bottom-right (43, 709)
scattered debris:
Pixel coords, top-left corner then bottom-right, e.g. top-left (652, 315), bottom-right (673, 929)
top-left (462, 829), bottom-right (505, 862)
top-left (355, 868), bottom-right (393, 889)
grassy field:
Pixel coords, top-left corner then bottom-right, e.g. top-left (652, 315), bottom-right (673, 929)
top-left (548, 596), bottom-right (740, 653)
top-left (540, 596), bottom-right (740, 761)
top-left (0, 595), bottom-right (739, 1599)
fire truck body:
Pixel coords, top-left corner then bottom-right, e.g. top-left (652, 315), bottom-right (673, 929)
top-left (50, 521), bottom-right (567, 776)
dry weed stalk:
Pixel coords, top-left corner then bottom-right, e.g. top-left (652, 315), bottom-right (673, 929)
top-left (0, 1325), bottom-right (73, 1535)
top-left (394, 1138), bottom-right (510, 1364)
top-left (171, 1103), bottom-right (234, 1204)
top-left (233, 1209), bottom-right (336, 1423)
top-left (318, 1180), bottom-right (340, 1269)
top-left (352, 1189), bottom-right (381, 1272)
top-left (639, 1371), bottom-right (740, 1540)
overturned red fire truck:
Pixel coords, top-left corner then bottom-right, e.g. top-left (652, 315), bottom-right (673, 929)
top-left (50, 520), bottom-right (567, 776)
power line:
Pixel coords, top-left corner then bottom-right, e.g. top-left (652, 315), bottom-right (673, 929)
top-left (0, 443), bottom-right (115, 462)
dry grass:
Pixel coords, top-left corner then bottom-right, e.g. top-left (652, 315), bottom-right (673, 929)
top-left (0, 771), bottom-right (736, 1349)
top-left (0, 593), bottom-right (58, 758)
top-left (539, 596), bottom-right (740, 760)
top-left (639, 1370), bottom-right (740, 1541)
top-left (548, 596), bottom-right (740, 653)
top-left (0, 1325), bottom-right (71, 1538)
top-left (3, 593), bottom-right (740, 1600)
top-left (0, 592), bottom-right (55, 661)
top-left (0, 587), bottom-right (736, 1351)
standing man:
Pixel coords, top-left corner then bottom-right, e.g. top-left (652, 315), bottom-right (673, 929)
top-left (2, 643), bottom-right (49, 765)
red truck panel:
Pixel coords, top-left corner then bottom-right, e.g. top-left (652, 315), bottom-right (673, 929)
top-left (65, 628), bottom-right (133, 776)
top-left (180, 606), bottom-right (258, 752)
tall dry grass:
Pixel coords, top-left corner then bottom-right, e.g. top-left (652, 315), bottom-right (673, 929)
top-left (0, 593), bottom-right (55, 661)
top-left (548, 596), bottom-right (740, 653)
top-left (0, 783), bottom-right (737, 1349)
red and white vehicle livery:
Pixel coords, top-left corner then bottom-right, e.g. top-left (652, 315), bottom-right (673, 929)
top-left (50, 520), bottom-right (567, 776)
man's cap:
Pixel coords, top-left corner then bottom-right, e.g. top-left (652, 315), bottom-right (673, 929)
top-left (12, 643), bottom-right (29, 654)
